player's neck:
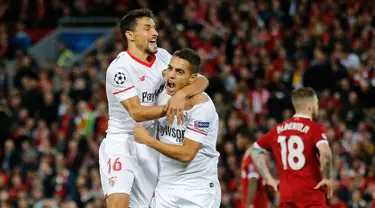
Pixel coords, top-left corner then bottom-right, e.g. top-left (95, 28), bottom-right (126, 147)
top-left (294, 112), bottom-right (312, 119)
top-left (127, 45), bottom-right (153, 63)
top-left (246, 143), bottom-right (253, 150)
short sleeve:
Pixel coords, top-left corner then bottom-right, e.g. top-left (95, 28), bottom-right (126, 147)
top-left (314, 124), bottom-right (329, 148)
top-left (253, 127), bottom-right (276, 152)
top-left (107, 67), bottom-right (137, 102)
top-left (184, 103), bottom-right (213, 144)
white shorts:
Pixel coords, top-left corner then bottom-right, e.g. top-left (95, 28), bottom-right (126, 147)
top-left (99, 134), bottom-right (159, 207)
top-left (150, 182), bottom-right (221, 208)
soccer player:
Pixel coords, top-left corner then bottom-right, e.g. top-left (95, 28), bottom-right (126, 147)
top-left (236, 128), bottom-right (269, 208)
top-left (100, 9), bottom-right (209, 208)
top-left (133, 48), bottom-right (221, 208)
top-left (250, 87), bottom-right (333, 208)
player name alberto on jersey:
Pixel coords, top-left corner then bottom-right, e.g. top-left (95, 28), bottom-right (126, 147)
top-left (276, 121), bottom-right (310, 134)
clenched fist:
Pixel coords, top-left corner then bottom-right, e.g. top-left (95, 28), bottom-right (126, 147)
top-left (134, 124), bottom-right (152, 144)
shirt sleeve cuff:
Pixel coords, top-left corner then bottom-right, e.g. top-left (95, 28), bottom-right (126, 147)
top-left (316, 140), bottom-right (329, 148)
top-left (253, 142), bottom-right (269, 153)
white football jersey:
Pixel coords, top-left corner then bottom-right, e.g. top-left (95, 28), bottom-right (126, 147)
top-left (105, 48), bottom-right (172, 135)
top-left (156, 90), bottom-right (220, 186)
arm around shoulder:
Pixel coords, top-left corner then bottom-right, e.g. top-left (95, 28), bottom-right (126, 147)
top-left (121, 96), bottom-right (166, 122)
top-left (179, 74), bottom-right (209, 98)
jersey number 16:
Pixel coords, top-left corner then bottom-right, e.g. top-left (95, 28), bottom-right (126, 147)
top-left (277, 135), bottom-right (306, 170)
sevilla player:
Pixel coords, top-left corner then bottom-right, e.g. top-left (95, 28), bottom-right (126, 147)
top-left (236, 128), bottom-right (269, 208)
top-left (250, 87), bottom-right (333, 208)
top-left (100, 9), bottom-right (209, 208)
top-left (134, 48), bottom-right (221, 208)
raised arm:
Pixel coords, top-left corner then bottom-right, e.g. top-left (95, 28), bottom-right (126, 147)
top-left (108, 64), bottom-right (168, 122)
top-left (121, 96), bottom-right (166, 122)
top-left (178, 75), bottom-right (209, 98)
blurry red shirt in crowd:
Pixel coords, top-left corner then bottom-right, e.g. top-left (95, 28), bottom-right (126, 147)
top-left (240, 149), bottom-right (269, 208)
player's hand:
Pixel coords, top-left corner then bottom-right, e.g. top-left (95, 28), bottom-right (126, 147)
top-left (267, 177), bottom-right (279, 192)
top-left (185, 94), bottom-right (209, 110)
top-left (134, 124), bottom-right (151, 144)
top-left (314, 178), bottom-right (333, 199)
top-left (165, 91), bottom-right (186, 125)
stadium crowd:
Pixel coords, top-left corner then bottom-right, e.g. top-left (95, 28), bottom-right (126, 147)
top-left (0, 0), bottom-right (375, 207)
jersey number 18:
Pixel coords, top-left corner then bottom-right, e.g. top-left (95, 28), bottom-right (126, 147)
top-left (277, 135), bottom-right (305, 170)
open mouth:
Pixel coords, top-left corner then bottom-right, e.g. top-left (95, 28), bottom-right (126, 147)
top-left (149, 39), bottom-right (157, 47)
top-left (166, 80), bottom-right (175, 93)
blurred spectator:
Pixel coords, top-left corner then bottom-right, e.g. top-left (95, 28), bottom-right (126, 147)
top-left (57, 44), bottom-right (73, 67)
top-left (10, 22), bottom-right (31, 51)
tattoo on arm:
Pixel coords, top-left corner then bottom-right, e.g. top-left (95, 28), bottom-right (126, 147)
top-left (250, 148), bottom-right (272, 182)
top-left (320, 150), bottom-right (332, 179)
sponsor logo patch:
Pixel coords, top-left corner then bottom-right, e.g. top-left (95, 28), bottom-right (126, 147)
top-left (194, 121), bottom-right (209, 128)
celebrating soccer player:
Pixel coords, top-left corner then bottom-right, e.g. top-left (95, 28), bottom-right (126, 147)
top-left (134, 48), bottom-right (221, 208)
top-left (99, 9), bottom-right (209, 208)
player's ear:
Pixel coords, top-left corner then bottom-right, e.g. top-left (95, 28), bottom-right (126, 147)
top-left (307, 103), bottom-right (312, 112)
top-left (188, 73), bottom-right (198, 84)
top-left (125, 30), bottom-right (135, 41)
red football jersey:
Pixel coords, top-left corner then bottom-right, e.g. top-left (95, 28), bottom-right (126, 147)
top-left (241, 149), bottom-right (269, 208)
top-left (254, 114), bottom-right (328, 203)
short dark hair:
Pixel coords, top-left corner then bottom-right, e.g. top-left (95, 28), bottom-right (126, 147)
top-left (173, 48), bottom-right (201, 74)
top-left (237, 127), bottom-right (255, 143)
top-left (119, 9), bottom-right (154, 42)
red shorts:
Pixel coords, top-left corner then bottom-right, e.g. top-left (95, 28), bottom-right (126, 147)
top-left (278, 201), bottom-right (327, 208)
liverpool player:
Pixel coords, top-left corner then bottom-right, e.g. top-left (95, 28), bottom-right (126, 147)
top-left (250, 87), bottom-right (333, 208)
top-left (236, 128), bottom-right (269, 208)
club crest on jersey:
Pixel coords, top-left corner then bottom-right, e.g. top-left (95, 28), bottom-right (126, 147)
top-left (114, 72), bottom-right (126, 85)
top-left (108, 176), bottom-right (117, 187)
top-left (194, 121), bottom-right (209, 128)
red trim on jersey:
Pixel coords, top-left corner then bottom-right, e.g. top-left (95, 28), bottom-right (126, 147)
top-left (113, 86), bottom-right (135, 95)
top-left (105, 194), bottom-right (109, 199)
top-left (187, 127), bottom-right (207, 136)
top-left (126, 49), bottom-right (156, 68)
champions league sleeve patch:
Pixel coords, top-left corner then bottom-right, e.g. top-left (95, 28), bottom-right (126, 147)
top-left (114, 72), bottom-right (126, 85)
top-left (185, 121), bottom-right (210, 136)
top-left (194, 121), bottom-right (210, 128)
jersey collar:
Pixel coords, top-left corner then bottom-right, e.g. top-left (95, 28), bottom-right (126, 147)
top-left (293, 114), bottom-right (312, 120)
top-left (126, 49), bottom-right (156, 68)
